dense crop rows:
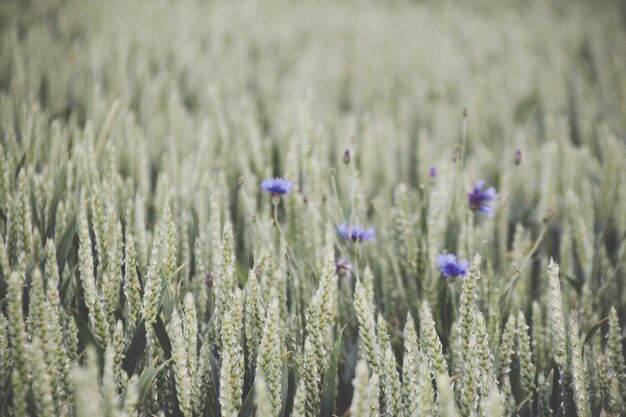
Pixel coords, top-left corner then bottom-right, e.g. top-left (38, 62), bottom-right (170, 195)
top-left (0, 0), bottom-right (625, 416)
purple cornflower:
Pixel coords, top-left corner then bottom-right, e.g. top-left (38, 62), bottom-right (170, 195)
top-left (261, 177), bottom-right (293, 195)
top-left (436, 253), bottom-right (469, 280)
top-left (335, 259), bottom-right (352, 280)
top-left (336, 222), bottom-right (376, 243)
top-left (514, 149), bottom-right (522, 165)
top-left (468, 179), bottom-right (498, 217)
top-left (429, 166), bottom-right (437, 178)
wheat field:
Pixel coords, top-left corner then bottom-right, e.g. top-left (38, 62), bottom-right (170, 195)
top-left (0, 0), bottom-right (625, 416)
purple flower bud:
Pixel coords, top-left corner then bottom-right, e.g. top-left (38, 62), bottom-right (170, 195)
top-left (335, 259), bottom-right (352, 280)
top-left (343, 149), bottom-right (351, 165)
top-left (514, 149), bottom-right (522, 165)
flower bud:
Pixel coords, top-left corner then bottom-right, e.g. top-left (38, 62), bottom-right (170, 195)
top-left (452, 144), bottom-right (461, 162)
top-left (342, 149), bottom-right (351, 165)
top-left (542, 209), bottom-right (553, 224)
top-left (429, 166), bottom-right (437, 183)
top-left (335, 260), bottom-right (352, 281)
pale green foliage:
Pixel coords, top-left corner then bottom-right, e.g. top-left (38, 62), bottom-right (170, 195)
top-left (457, 255), bottom-right (481, 367)
top-left (78, 204), bottom-right (109, 345)
top-left (31, 336), bottom-right (56, 417)
top-left (474, 310), bottom-right (496, 390)
top-left (161, 204), bottom-right (178, 282)
top-left (397, 318), bottom-right (431, 415)
top-left (485, 386), bottom-right (505, 417)
top-left (29, 268), bottom-right (46, 339)
top-left (460, 331), bottom-right (483, 416)
top-left (291, 375), bottom-right (308, 417)
top-left (367, 372), bottom-right (380, 417)
top-left (7, 271), bottom-right (29, 416)
top-left (300, 337), bottom-right (319, 417)
top-left (244, 268), bottom-right (263, 361)
top-left (101, 347), bottom-right (118, 417)
top-left (170, 309), bottom-right (193, 417)
top-left (416, 349), bottom-right (436, 417)
top-left (402, 314), bottom-right (420, 416)
top-left (606, 306), bottom-right (626, 402)
top-left (219, 288), bottom-right (244, 416)
top-left (354, 280), bottom-right (380, 372)
top-left (73, 348), bottom-right (101, 417)
top-left (420, 301), bottom-right (448, 379)
top-left (254, 374), bottom-right (274, 417)
top-left (123, 230), bottom-right (142, 331)
top-left (517, 311), bottom-right (535, 403)
top-left (547, 259), bottom-right (567, 369)
top-left (569, 318), bottom-right (590, 417)
top-left (0, 314), bottom-right (10, 398)
top-left (378, 318), bottom-right (403, 417)
top-left (143, 207), bottom-right (167, 328)
top-left (113, 320), bottom-right (128, 391)
top-left (213, 220), bottom-right (235, 345)
top-left (182, 293), bottom-right (198, 393)
top-left (437, 373), bottom-right (460, 417)
top-left (351, 359), bottom-right (371, 417)
top-left (103, 215), bottom-right (123, 335)
top-left (195, 332), bottom-right (215, 415)
top-left (255, 297), bottom-right (283, 414)
top-left (498, 314), bottom-right (516, 411)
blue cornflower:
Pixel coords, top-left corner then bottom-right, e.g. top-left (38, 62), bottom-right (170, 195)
top-left (336, 222), bottom-right (376, 242)
top-left (436, 253), bottom-right (469, 279)
top-left (261, 177), bottom-right (293, 196)
top-left (468, 179), bottom-right (498, 217)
